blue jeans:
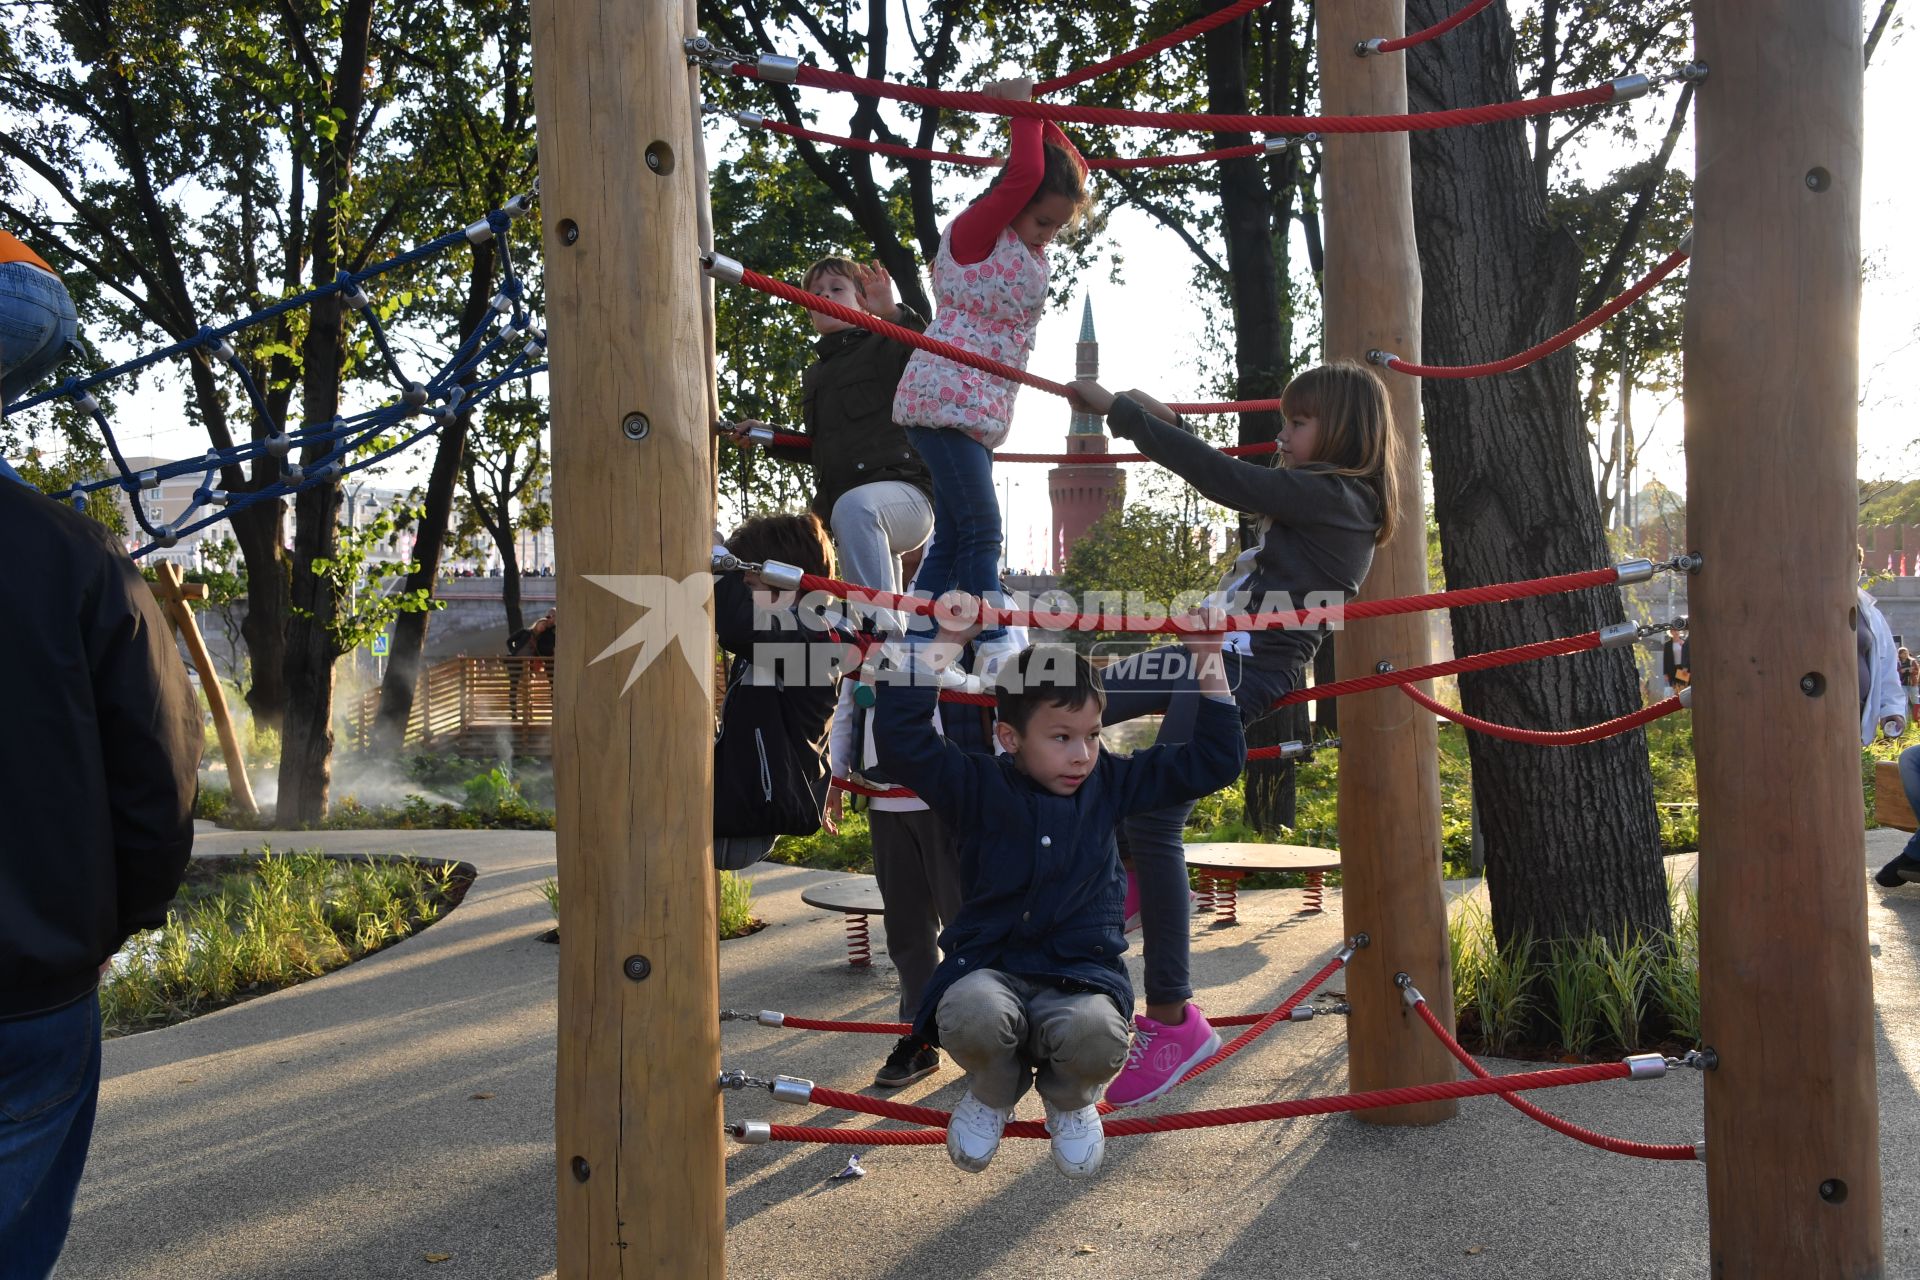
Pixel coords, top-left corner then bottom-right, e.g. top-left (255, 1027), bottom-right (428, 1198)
top-left (0, 262), bottom-right (79, 409)
top-left (903, 426), bottom-right (1005, 641)
top-left (1100, 646), bottom-right (1297, 1007)
top-left (0, 990), bottom-right (102, 1279)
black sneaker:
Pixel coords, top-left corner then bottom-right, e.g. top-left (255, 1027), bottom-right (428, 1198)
top-left (874, 1037), bottom-right (939, 1088)
top-left (1875, 853), bottom-right (1920, 888)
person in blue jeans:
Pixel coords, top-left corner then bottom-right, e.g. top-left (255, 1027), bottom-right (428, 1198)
top-left (0, 477), bottom-right (201, 1278)
top-left (0, 228), bottom-right (82, 484)
top-left (1875, 746), bottom-right (1920, 887)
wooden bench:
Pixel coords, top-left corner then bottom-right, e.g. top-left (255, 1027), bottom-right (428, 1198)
top-left (1877, 760), bottom-right (1918, 832)
top-left (1184, 843), bottom-right (1342, 925)
top-left (799, 876), bottom-right (888, 968)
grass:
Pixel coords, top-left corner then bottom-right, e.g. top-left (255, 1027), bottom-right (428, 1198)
top-left (101, 849), bottom-right (470, 1038)
top-left (1448, 867), bottom-right (1704, 1060)
top-left (528, 871), bottom-right (761, 941)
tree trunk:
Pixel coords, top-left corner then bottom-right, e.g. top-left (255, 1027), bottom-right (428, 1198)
top-left (276, 0), bottom-right (374, 827)
top-left (498, 532), bottom-right (525, 636)
top-left (372, 239), bottom-right (496, 753)
top-left (1407, 1), bottom-right (1668, 945)
top-left (230, 500), bottom-right (290, 729)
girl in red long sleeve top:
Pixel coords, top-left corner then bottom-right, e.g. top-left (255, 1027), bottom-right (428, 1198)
top-left (891, 78), bottom-right (1087, 664)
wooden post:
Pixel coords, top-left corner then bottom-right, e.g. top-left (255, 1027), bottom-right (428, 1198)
top-left (530, 0), bottom-right (724, 1274)
top-left (151, 564), bottom-right (257, 819)
top-left (1686, 1), bottom-right (1883, 1271)
top-left (1317, 1), bottom-right (1456, 1123)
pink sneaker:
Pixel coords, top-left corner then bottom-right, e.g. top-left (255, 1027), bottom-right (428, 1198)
top-left (1104, 1005), bottom-right (1222, 1108)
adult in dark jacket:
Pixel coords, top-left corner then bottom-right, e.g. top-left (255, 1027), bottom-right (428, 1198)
top-left (725, 258), bottom-right (933, 606)
top-left (711, 512), bottom-right (848, 870)
top-left (0, 480), bottom-right (200, 1277)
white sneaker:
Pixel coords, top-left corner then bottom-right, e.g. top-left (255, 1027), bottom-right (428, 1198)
top-left (946, 1090), bottom-right (1013, 1173)
top-left (969, 632), bottom-right (1025, 679)
top-left (1042, 1098), bottom-right (1106, 1179)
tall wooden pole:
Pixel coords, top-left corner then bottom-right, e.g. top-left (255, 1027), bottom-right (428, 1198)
top-left (1687, 1), bottom-right (1883, 1272)
top-left (1318, 1), bottom-right (1456, 1123)
top-left (529, 1), bottom-right (724, 1274)
top-left (151, 565), bottom-right (257, 819)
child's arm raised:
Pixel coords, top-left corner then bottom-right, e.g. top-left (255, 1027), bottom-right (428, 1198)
top-left (1105, 627), bottom-right (1246, 818)
top-left (951, 78), bottom-right (1052, 266)
top-left (1075, 381), bottom-right (1337, 524)
top-left (870, 600), bottom-right (995, 817)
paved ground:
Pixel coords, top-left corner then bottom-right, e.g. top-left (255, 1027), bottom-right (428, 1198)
top-left (52, 827), bottom-right (1920, 1279)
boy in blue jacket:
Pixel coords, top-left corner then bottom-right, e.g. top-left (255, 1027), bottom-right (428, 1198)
top-left (873, 605), bottom-right (1243, 1179)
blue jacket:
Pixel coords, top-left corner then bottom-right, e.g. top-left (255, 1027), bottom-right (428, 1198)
top-left (873, 678), bottom-right (1245, 1044)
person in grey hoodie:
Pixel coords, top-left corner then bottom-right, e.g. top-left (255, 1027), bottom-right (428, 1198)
top-left (1066, 361), bottom-right (1397, 1109)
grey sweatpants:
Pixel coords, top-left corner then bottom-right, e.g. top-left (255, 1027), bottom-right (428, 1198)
top-left (935, 970), bottom-right (1131, 1111)
top-left (871, 807), bottom-right (963, 1019)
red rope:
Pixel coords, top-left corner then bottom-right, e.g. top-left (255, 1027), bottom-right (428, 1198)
top-left (1381, 248), bottom-right (1689, 379)
top-left (751, 1059), bottom-right (1639, 1145)
top-left (1035, 0), bottom-right (1279, 94)
top-left (1400, 683), bottom-right (1685, 746)
top-left (1273, 632), bottom-right (1603, 709)
top-left (740, 116), bottom-right (1279, 172)
top-left (756, 1008), bottom-right (1281, 1036)
top-left (734, 266), bottom-right (1073, 398)
top-left (756, 429), bottom-right (1281, 461)
top-left (1371, 0), bottom-right (1496, 54)
top-left (789, 565), bottom-right (1624, 636)
top-left (733, 62), bottom-right (1622, 137)
top-left (1412, 999), bottom-right (1700, 1161)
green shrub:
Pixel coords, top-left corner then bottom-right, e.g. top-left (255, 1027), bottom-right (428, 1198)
top-left (1472, 928), bottom-right (1539, 1057)
top-left (718, 870), bottom-right (757, 939)
top-left (1594, 927), bottom-right (1660, 1053)
top-left (765, 807), bottom-right (873, 873)
top-left (1543, 936), bottom-right (1606, 1059)
top-left (100, 850), bottom-right (462, 1036)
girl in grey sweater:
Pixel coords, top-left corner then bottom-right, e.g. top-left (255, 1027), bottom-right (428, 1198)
top-left (1065, 361), bottom-right (1399, 1108)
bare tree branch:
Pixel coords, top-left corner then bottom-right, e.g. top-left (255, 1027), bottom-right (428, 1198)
top-left (1866, 0), bottom-right (1900, 66)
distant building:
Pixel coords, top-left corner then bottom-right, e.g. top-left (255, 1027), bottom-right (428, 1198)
top-left (1046, 297), bottom-right (1125, 571)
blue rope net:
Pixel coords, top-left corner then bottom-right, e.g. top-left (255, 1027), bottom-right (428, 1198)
top-left (13, 189), bottom-right (545, 558)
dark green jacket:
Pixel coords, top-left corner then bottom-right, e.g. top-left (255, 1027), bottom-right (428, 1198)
top-left (772, 308), bottom-right (932, 521)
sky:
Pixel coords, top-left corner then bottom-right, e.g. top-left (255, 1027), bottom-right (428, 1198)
top-left (16, 14), bottom-right (1916, 569)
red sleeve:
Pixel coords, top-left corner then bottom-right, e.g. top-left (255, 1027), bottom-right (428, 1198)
top-left (950, 117), bottom-right (1045, 265)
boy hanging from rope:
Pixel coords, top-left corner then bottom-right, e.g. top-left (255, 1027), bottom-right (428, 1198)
top-left (871, 596), bottom-right (1243, 1178)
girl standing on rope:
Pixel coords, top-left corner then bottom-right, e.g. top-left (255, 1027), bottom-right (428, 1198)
top-left (1066, 361), bottom-right (1398, 1108)
top-left (892, 76), bottom-right (1088, 673)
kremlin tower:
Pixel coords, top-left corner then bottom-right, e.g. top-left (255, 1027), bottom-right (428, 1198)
top-left (1047, 297), bottom-right (1125, 571)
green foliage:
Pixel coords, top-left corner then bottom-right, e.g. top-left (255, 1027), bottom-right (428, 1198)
top-left (718, 870), bottom-right (758, 940)
top-left (1859, 477), bottom-right (1920, 527)
top-left (765, 807), bottom-right (873, 874)
top-left (1543, 936), bottom-right (1607, 1059)
top-left (100, 850), bottom-right (462, 1036)
top-left (1058, 501), bottom-right (1232, 652)
top-left (1450, 870), bottom-right (1702, 1058)
top-left (298, 501), bottom-right (443, 658)
top-left (533, 877), bottom-right (559, 919)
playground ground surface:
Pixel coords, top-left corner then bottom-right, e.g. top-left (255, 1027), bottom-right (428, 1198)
top-left (50, 825), bottom-right (1920, 1279)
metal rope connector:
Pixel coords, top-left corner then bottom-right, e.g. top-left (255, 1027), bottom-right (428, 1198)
top-left (1623, 1053), bottom-right (1668, 1080)
top-left (343, 285), bottom-right (372, 311)
top-left (760, 559), bottom-right (804, 591)
top-left (712, 551), bottom-right (752, 575)
top-left (1667, 1047), bottom-right (1718, 1072)
top-left (212, 337), bottom-right (238, 364)
top-left (151, 525), bottom-right (179, 549)
top-left (1598, 621), bottom-right (1640, 648)
top-left (770, 1075), bottom-right (814, 1105)
top-left (1677, 686), bottom-right (1693, 709)
top-left (73, 390), bottom-right (102, 416)
top-left (464, 219), bottom-right (495, 245)
top-left (1614, 557), bottom-right (1655, 585)
top-left (503, 190), bottom-right (536, 218)
top-left (717, 1069), bottom-right (773, 1092)
top-left (402, 383), bottom-right (430, 409)
top-left (683, 35), bottom-right (753, 69)
top-left (701, 251), bottom-right (745, 285)
top-left (730, 1120), bottom-right (772, 1145)
top-left (1364, 349), bottom-right (1399, 367)
top-left (1394, 971), bottom-right (1424, 1008)
top-left (1288, 1006), bottom-right (1317, 1022)
top-left (1354, 37), bottom-right (1388, 56)
top-left (755, 54), bottom-right (801, 84)
top-left (1262, 132), bottom-right (1317, 152)
top-left (1610, 73), bottom-right (1652, 101)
